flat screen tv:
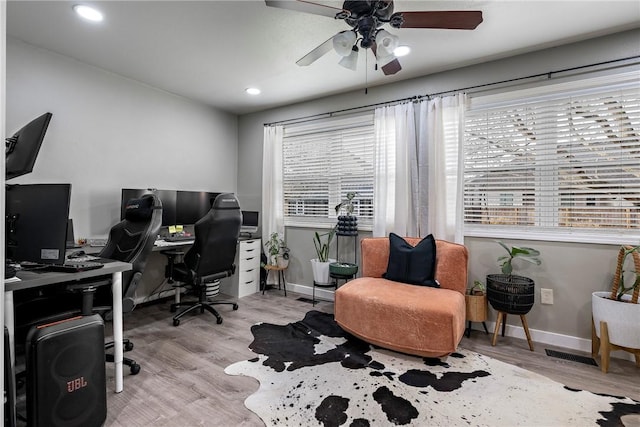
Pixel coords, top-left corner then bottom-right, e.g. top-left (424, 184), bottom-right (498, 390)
top-left (6, 183), bottom-right (71, 265)
top-left (5, 112), bottom-right (53, 180)
top-left (176, 191), bottom-right (220, 225)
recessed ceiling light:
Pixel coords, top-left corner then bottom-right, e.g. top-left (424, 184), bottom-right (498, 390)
top-left (394, 45), bottom-right (411, 57)
top-left (245, 87), bottom-right (261, 96)
top-left (73, 4), bottom-right (104, 22)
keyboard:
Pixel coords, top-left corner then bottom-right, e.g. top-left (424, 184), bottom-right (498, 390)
top-left (164, 235), bottom-right (194, 242)
top-left (45, 262), bottom-right (104, 273)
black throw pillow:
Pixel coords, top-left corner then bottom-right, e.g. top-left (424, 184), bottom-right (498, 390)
top-left (383, 233), bottom-right (439, 288)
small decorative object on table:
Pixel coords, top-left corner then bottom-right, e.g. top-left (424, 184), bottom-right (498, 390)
top-left (335, 192), bottom-right (358, 236)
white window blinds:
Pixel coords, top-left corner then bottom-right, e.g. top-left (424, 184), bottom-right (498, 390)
top-left (282, 113), bottom-right (375, 226)
top-left (464, 73), bottom-right (640, 243)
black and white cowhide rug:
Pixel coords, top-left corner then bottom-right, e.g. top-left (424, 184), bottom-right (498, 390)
top-left (224, 311), bottom-right (640, 427)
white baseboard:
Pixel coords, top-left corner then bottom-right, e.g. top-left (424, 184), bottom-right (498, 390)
top-left (286, 282), bottom-right (634, 362)
top-left (471, 319), bottom-right (635, 362)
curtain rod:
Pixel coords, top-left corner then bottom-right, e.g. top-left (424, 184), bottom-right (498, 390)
top-left (264, 55), bottom-right (639, 127)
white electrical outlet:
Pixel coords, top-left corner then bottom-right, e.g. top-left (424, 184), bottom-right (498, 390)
top-left (541, 288), bottom-right (554, 305)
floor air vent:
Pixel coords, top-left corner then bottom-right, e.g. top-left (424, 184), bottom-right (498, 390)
top-left (545, 349), bottom-right (598, 366)
top-left (296, 297), bottom-right (315, 304)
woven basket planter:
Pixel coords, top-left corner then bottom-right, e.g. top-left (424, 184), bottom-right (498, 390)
top-left (486, 274), bottom-right (535, 315)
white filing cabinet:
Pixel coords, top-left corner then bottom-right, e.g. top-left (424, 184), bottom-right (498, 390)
top-left (221, 238), bottom-right (261, 298)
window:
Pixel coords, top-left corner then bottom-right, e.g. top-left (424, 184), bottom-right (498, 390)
top-left (464, 72), bottom-right (640, 243)
top-left (282, 113), bottom-right (375, 227)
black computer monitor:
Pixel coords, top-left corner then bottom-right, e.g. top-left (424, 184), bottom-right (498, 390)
top-left (121, 188), bottom-right (177, 226)
top-left (5, 112), bottom-right (53, 180)
top-left (6, 183), bottom-right (71, 265)
top-left (176, 191), bottom-right (220, 225)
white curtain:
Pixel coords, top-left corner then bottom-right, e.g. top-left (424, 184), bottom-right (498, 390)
top-left (261, 125), bottom-right (284, 249)
top-left (373, 102), bottom-right (418, 237)
top-left (418, 93), bottom-right (466, 243)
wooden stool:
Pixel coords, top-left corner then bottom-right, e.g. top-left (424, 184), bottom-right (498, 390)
top-left (492, 311), bottom-right (534, 351)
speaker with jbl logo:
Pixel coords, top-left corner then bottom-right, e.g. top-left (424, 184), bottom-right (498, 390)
top-left (26, 315), bottom-right (106, 427)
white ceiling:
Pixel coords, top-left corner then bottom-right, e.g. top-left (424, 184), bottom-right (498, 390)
top-left (6, 1), bottom-right (640, 115)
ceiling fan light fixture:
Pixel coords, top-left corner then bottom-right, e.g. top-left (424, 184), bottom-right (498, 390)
top-left (375, 30), bottom-right (399, 56)
top-left (73, 4), bottom-right (104, 22)
top-left (332, 31), bottom-right (357, 57)
top-left (338, 46), bottom-right (359, 71)
top-left (393, 45), bottom-right (411, 57)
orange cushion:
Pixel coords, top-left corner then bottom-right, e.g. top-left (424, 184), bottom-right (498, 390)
top-left (335, 277), bottom-right (466, 357)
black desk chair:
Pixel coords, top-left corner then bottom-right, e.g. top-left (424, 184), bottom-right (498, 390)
top-left (164, 193), bottom-right (241, 326)
top-left (85, 193), bottom-right (163, 374)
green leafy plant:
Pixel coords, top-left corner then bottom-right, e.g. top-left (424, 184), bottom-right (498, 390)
top-left (470, 280), bottom-right (485, 295)
top-left (313, 226), bottom-right (336, 262)
top-left (334, 192), bottom-right (357, 216)
top-left (265, 232), bottom-right (289, 264)
top-left (496, 241), bottom-right (542, 275)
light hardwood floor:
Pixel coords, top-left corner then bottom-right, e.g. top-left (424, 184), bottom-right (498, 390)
top-left (101, 291), bottom-right (638, 426)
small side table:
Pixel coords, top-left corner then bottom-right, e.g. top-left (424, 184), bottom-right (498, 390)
top-left (263, 265), bottom-right (287, 296)
top-left (465, 293), bottom-right (488, 338)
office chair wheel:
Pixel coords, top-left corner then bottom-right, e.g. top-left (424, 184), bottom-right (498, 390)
top-left (125, 341), bottom-right (134, 351)
top-left (233, 303), bottom-right (239, 310)
top-left (130, 363), bottom-right (141, 375)
top-left (173, 318), bottom-right (180, 326)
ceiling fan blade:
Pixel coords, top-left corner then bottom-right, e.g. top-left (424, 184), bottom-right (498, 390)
top-left (381, 59), bottom-right (402, 75)
top-left (371, 43), bottom-right (402, 76)
top-left (265, 0), bottom-right (348, 19)
top-left (296, 36), bottom-right (335, 66)
top-left (396, 11), bottom-right (483, 30)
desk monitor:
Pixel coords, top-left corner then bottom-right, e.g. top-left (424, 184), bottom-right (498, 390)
top-left (176, 191), bottom-right (220, 225)
top-left (6, 183), bottom-right (71, 265)
top-left (66, 218), bottom-right (83, 249)
top-left (6, 112), bottom-right (53, 180)
top-left (241, 210), bottom-right (259, 234)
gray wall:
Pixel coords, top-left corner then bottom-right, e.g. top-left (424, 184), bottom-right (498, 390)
top-left (238, 29), bottom-right (640, 345)
top-left (6, 38), bottom-right (238, 239)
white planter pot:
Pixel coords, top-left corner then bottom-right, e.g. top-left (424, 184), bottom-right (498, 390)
top-left (310, 258), bottom-right (336, 285)
top-left (592, 291), bottom-right (640, 349)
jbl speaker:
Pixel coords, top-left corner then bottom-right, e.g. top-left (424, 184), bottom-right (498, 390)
top-left (26, 315), bottom-right (106, 427)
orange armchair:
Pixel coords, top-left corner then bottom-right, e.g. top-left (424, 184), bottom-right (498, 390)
top-left (335, 237), bottom-right (469, 357)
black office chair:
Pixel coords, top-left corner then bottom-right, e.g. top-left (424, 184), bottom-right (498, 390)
top-left (83, 193), bottom-right (163, 374)
top-left (164, 193), bottom-right (241, 326)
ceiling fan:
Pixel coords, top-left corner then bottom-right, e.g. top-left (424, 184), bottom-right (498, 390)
top-left (265, 0), bottom-right (483, 75)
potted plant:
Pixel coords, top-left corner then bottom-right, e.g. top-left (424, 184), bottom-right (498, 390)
top-left (592, 245), bottom-right (640, 372)
top-left (335, 192), bottom-right (358, 236)
top-left (486, 241), bottom-right (541, 351)
top-left (465, 280), bottom-right (488, 337)
top-left (265, 232), bottom-right (289, 267)
top-left (486, 241), bottom-right (541, 314)
top-left (470, 280), bottom-right (485, 295)
top-left (310, 226), bottom-right (337, 284)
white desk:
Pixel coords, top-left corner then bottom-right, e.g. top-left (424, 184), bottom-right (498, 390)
top-left (4, 260), bottom-right (132, 394)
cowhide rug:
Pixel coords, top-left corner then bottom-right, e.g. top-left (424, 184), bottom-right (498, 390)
top-left (224, 311), bottom-right (640, 427)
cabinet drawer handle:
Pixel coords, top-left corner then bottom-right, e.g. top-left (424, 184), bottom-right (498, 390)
top-left (245, 248), bottom-right (255, 252)
top-left (244, 280), bottom-right (253, 285)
